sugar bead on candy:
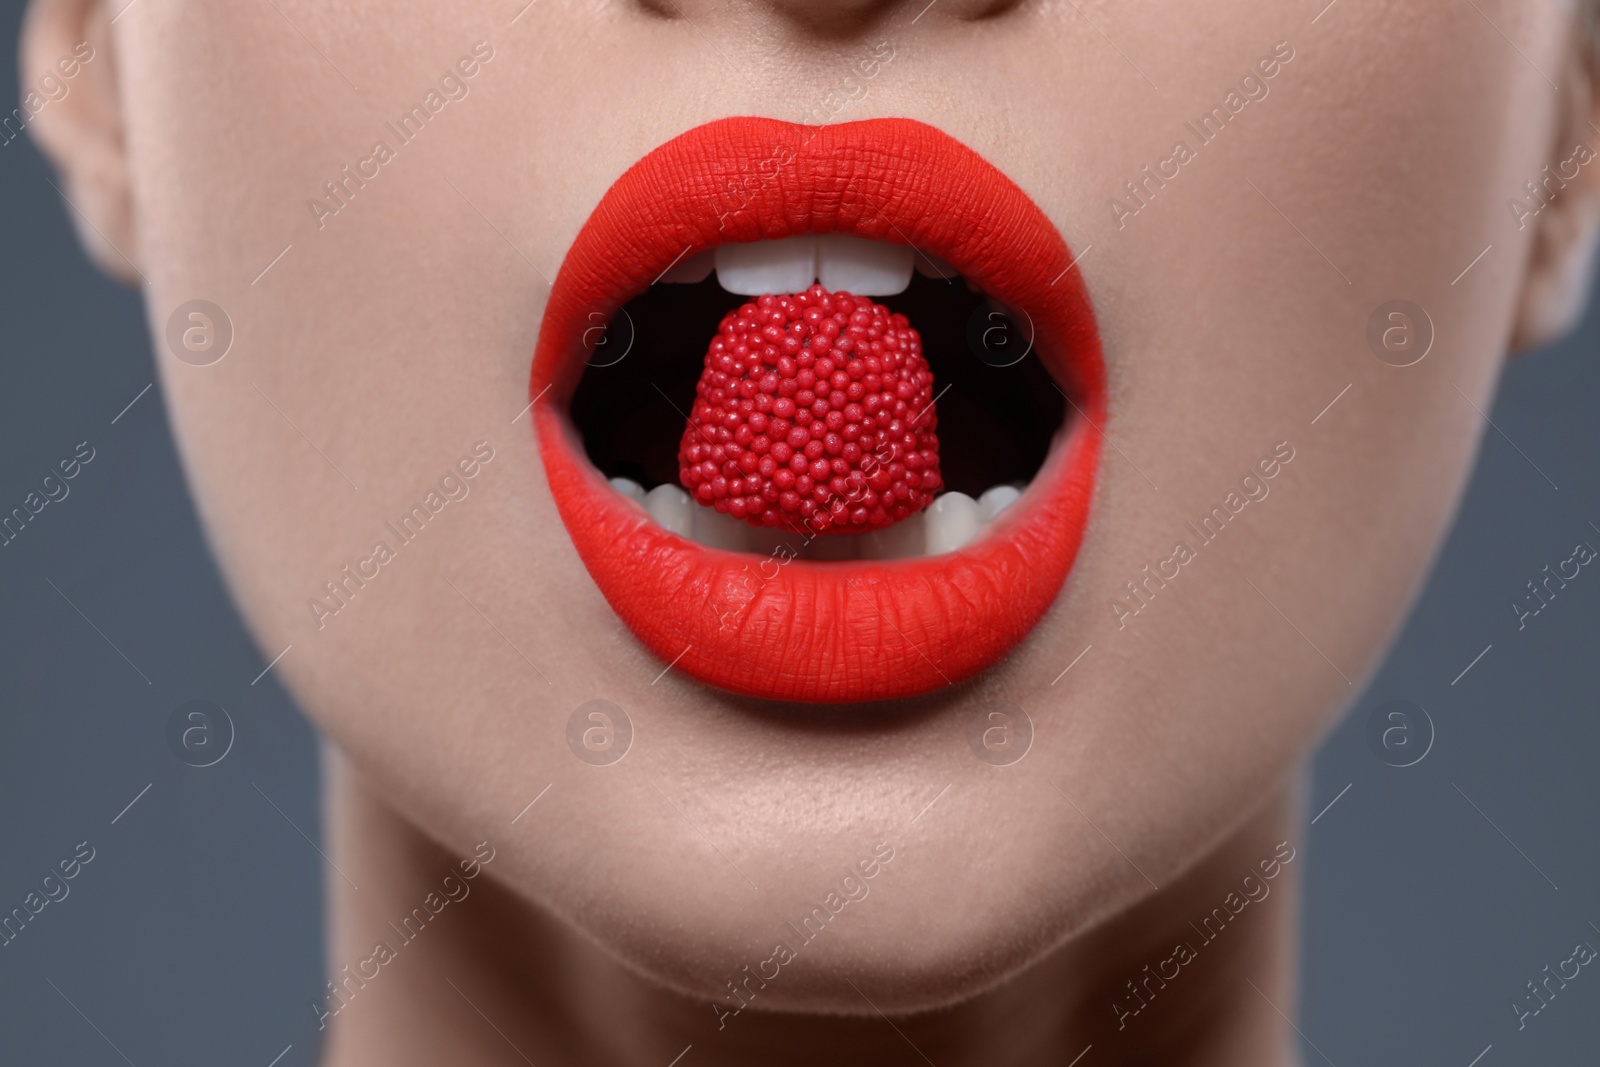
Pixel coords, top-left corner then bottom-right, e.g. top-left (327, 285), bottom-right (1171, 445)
top-left (677, 285), bottom-right (943, 534)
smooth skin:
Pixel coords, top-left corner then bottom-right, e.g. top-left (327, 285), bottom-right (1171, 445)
top-left (23, 0), bottom-right (1600, 1063)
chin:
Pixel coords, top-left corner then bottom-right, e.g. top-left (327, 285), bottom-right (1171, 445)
top-left (485, 763), bottom-right (1147, 1019)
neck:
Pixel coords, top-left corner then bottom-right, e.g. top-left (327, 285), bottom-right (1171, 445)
top-left (316, 753), bottom-right (1304, 1067)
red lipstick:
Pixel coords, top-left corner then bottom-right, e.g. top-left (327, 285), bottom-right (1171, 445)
top-left (532, 117), bottom-right (1104, 704)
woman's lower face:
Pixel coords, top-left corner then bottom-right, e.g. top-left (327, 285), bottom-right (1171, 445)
top-left (116, 0), bottom-right (1566, 1019)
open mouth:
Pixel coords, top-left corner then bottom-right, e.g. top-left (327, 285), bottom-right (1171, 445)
top-left (532, 117), bottom-right (1104, 704)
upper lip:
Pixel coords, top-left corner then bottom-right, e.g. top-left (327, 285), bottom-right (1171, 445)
top-left (532, 116), bottom-right (1105, 704)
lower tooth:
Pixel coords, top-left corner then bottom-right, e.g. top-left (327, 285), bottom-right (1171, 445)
top-left (642, 485), bottom-right (1023, 557)
top-left (806, 535), bottom-right (858, 561)
top-left (692, 506), bottom-right (751, 551)
top-left (609, 477), bottom-right (647, 504)
top-left (645, 484), bottom-right (693, 536)
top-left (925, 492), bottom-right (981, 555)
top-left (746, 523), bottom-right (805, 558)
top-left (977, 485), bottom-right (1021, 523)
top-left (860, 513), bottom-right (926, 560)
top-left (641, 495), bottom-right (874, 558)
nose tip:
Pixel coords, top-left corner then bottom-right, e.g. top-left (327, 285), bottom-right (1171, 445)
top-left (773, 0), bottom-right (900, 27)
top-left (642, 0), bottom-right (1015, 36)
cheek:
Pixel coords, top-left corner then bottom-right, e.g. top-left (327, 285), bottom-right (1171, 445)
top-left (983, 0), bottom-right (1568, 895)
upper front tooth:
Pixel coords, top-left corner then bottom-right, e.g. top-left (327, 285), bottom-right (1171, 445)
top-left (816, 235), bottom-right (915, 296)
top-left (645, 484), bottom-right (693, 537)
top-left (713, 235), bottom-right (918, 297)
top-left (925, 492), bottom-right (981, 555)
top-left (660, 249), bottom-right (714, 284)
top-left (715, 237), bottom-right (817, 295)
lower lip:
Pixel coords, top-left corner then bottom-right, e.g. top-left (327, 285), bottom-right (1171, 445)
top-left (532, 117), bottom-right (1104, 704)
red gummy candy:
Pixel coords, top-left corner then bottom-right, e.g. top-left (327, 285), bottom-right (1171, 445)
top-left (678, 286), bottom-right (942, 535)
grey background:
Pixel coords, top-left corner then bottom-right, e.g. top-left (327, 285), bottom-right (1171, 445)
top-left (1, 3), bottom-right (1596, 1064)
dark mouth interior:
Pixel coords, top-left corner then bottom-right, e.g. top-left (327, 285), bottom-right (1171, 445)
top-left (568, 270), bottom-right (1067, 497)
